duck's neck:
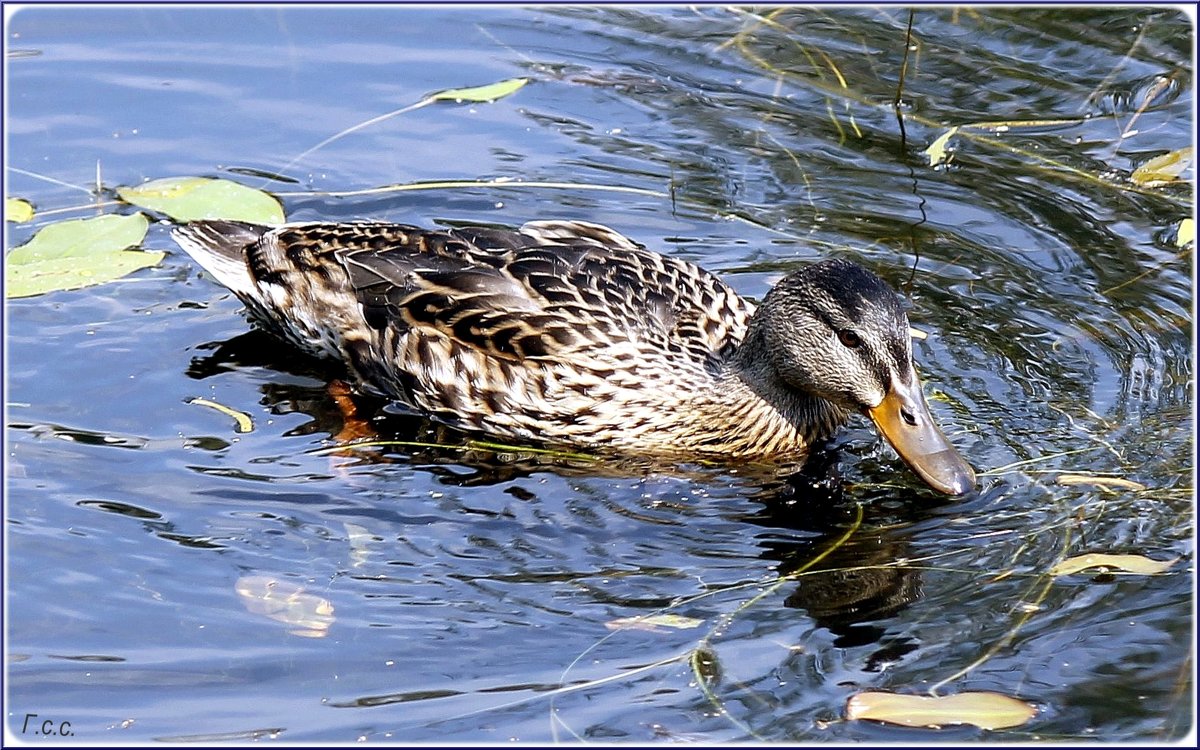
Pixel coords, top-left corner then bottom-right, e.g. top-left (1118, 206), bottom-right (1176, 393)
top-left (672, 331), bottom-right (849, 458)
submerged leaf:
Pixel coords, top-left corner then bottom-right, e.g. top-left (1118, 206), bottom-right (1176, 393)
top-left (430, 77), bottom-right (529, 103)
top-left (117, 176), bottom-right (284, 224)
top-left (846, 691), bottom-right (1036, 730)
top-left (1049, 553), bottom-right (1176, 577)
top-left (6, 213), bottom-right (158, 299)
top-left (6, 197), bottom-right (34, 223)
top-left (605, 614), bottom-right (704, 632)
top-left (344, 522), bottom-right (378, 567)
top-left (1131, 147), bottom-right (1193, 187)
top-left (236, 575), bottom-right (335, 638)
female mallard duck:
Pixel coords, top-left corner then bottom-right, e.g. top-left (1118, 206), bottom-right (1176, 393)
top-left (174, 219), bottom-right (975, 495)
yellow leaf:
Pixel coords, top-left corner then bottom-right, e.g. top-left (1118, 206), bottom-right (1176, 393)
top-left (1056, 474), bottom-right (1146, 491)
top-left (187, 397), bottom-right (254, 433)
top-left (6, 197), bottom-right (34, 223)
top-left (430, 77), bottom-right (530, 104)
top-left (1176, 218), bottom-right (1194, 248)
top-left (846, 691), bottom-right (1037, 730)
top-left (925, 126), bottom-right (960, 167)
top-left (1131, 147), bottom-right (1193, 187)
top-left (1049, 553), bottom-right (1176, 577)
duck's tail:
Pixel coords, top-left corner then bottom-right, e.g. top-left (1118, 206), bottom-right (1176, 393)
top-left (172, 220), bottom-right (270, 297)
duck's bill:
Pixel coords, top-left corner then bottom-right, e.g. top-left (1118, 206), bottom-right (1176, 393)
top-left (867, 377), bottom-right (976, 495)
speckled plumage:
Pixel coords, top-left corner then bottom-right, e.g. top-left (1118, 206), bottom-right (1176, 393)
top-left (175, 219), bottom-right (959, 475)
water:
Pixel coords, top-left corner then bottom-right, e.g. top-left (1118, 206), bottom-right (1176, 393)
top-left (4, 6), bottom-right (1193, 743)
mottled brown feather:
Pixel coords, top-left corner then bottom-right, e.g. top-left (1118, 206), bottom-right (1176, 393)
top-left (173, 219), bottom-right (841, 457)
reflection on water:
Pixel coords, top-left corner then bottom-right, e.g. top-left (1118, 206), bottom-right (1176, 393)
top-left (5, 4), bottom-right (1192, 743)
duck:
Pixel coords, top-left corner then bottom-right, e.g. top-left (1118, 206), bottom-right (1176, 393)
top-left (173, 218), bottom-right (975, 495)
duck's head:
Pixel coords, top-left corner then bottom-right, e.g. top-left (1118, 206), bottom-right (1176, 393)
top-left (750, 258), bottom-right (975, 495)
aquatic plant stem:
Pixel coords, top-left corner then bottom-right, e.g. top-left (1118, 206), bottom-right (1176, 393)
top-left (928, 523), bottom-right (1070, 696)
top-left (689, 503), bottom-right (865, 738)
top-left (723, 7), bottom-right (1188, 207)
top-left (274, 98), bottom-right (436, 181)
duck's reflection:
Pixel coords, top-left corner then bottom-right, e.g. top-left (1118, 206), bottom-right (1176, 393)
top-left (738, 449), bottom-right (934, 665)
top-left (188, 330), bottom-right (939, 657)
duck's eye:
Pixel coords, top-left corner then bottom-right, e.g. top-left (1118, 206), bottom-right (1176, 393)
top-left (837, 329), bottom-right (862, 348)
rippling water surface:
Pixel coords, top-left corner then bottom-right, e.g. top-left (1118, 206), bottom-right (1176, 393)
top-left (5, 6), bottom-right (1193, 743)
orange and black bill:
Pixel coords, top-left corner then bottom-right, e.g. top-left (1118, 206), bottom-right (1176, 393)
top-left (867, 376), bottom-right (975, 495)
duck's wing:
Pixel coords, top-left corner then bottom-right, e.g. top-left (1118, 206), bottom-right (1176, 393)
top-left (174, 219), bottom-right (754, 371)
top-left (342, 220), bottom-right (755, 368)
top-left (518, 220), bottom-right (754, 358)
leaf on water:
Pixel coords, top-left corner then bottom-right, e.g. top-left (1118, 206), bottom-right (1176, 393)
top-left (7, 212), bottom-right (148, 262)
top-left (925, 126), bottom-right (960, 167)
top-left (1049, 553), bottom-right (1176, 577)
top-left (846, 691), bottom-right (1037, 730)
top-left (236, 575), bottom-right (335, 638)
top-left (6, 213), bottom-right (160, 299)
top-left (6, 253), bottom-right (165, 299)
top-left (117, 176), bottom-right (285, 224)
top-left (605, 614), bottom-right (704, 632)
top-left (187, 397), bottom-right (254, 434)
top-left (6, 197), bottom-right (34, 223)
top-left (1131, 147), bottom-right (1193, 187)
top-left (1176, 218), bottom-right (1194, 247)
top-left (1056, 474), bottom-right (1146, 491)
top-left (429, 77), bottom-right (530, 104)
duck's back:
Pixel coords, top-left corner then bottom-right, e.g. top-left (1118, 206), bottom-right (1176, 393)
top-left (174, 219), bottom-right (756, 447)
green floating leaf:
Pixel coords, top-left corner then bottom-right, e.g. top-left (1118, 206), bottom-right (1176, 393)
top-left (6, 213), bottom-right (159, 299)
top-left (925, 126), bottom-right (960, 167)
top-left (8, 212), bottom-right (148, 262)
top-left (1176, 218), bottom-right (1194, 248)
top-left (117, 176), bottom-right (285, 224)
top-left (430, 77), bottom-right (529, 104)
top-left (1131, 147), bottom-right (1193, 187)
top-left (1049, 553), bottom-right (1176, 577)
top-left (6, 197), bottom-right (34, 223)
top-left (846, 691), bottom-right (1037, 730)
top-left (236, 575), bottom-right (335, 638)
top-left (6, 253), bottom-right (164, 299)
